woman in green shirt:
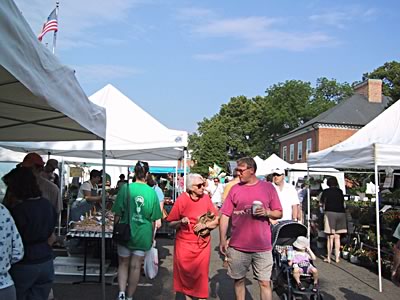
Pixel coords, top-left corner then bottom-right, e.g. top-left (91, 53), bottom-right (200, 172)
top-left (112, 161), bottom-right (162, 300)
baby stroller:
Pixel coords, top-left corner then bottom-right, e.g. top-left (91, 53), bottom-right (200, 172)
top-left (271, 221), bottom-right (323, 300)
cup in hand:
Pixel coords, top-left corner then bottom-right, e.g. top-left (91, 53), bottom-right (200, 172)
top-left (252, 200), bottom-right (263, 216)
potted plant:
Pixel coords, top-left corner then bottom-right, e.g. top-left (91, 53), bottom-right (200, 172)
top-left (350, 248), bottom-right (361, 264)
top-left (341, 244), bottom-right (352, 260)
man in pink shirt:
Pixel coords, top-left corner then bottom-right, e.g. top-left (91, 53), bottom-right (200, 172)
top-left (219, 157), bottom-right (282, 300)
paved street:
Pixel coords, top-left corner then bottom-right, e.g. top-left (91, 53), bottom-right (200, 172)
top-left (53, 230), bottom-right (399, 299)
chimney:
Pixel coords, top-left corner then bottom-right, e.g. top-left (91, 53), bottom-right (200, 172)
top-left (354, 79), bottom-right (382, 103)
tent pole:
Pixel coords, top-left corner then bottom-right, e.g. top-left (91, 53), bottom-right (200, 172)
top-left (58, 157), bottom-right (65, 236)
top-left (101, 139), bottom-right (106, 300)
top-left (183, 148), bottom-right (187, 192)
top-left (174, 161), bottom-right (178, 199)
top-left (307, 166), bottom-right (310, 240)
top-left (374, 160), bottom-right (382, 292)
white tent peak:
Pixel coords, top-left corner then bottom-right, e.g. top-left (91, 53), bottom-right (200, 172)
top-left (90, 84), bottom-right (169, 134)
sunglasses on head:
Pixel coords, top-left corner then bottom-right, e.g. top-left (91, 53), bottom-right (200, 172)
top-left (193, 183), bottom-right (205, 189)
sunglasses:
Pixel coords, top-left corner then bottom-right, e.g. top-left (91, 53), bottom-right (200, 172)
top-left (272, 173), bottom-right (284, 177)
top-left (236, 167), bottom-right (251, 174)
top-left (193, 183), bottom-right (205, 189)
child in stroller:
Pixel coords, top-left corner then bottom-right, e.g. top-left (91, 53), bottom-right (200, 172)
top-left (272, 221), bottom-right (322, 300)
top-left (288, 236), bottom-right (319, 292)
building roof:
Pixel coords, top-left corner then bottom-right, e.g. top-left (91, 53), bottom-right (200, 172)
top-left (278, 93), bottom-right (391, 141)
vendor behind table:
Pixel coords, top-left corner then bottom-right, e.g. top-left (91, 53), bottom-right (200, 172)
top-left (70, 169), bottom-right (103, 222)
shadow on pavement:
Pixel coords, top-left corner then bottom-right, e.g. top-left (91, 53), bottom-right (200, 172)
top-left (340, 287), bottom-right (374, 300)
top-left (209, 268), bottom-right (255, 300)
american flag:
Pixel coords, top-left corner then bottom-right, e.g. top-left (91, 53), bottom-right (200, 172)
top-left (38, 8), bottom-right (58, 41)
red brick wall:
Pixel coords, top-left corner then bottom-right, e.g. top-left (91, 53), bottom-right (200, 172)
top-left (280, 130), bottom-right (317, 163)
top-left (279, 127), bottom-right (358, 162)
top-left (317, 127), bottom-right (358, 150)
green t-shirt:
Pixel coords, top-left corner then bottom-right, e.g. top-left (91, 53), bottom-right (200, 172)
top-left (112, 182), bottom-right (162, 251)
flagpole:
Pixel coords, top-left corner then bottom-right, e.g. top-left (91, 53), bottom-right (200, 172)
top-left (52, 1), bottom-right (59, 55)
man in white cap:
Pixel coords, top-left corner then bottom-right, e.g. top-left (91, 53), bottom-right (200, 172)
top-left (271, 167), bottom-right (299, 222)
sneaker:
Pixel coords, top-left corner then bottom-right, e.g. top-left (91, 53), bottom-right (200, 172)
top-left (118, 292), bottom-right (126, 300)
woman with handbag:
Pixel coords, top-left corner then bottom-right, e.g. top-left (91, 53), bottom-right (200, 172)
top-left (167, 173), bottom-right (219, 300)
top-left (112, 161), bottom-right (162, 300)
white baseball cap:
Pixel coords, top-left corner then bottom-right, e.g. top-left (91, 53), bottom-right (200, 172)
top-left (271, 167), bottom-right (285, 175)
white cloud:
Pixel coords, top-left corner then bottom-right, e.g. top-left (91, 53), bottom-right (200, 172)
top-left (187, 14), bottom-right (334, 60)
top-left (176, 7), bottom-right (215, 20)
top-left (73, 64), bottom-right (142, 84)
top-left (309, 7), bottom-right (377, 29)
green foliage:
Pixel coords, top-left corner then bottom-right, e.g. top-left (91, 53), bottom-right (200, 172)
top-left (188, 67), bottom-right (390, 173)
top-left (363, 61), bottom-right (400, 105)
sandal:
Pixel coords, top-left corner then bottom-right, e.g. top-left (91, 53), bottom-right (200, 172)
top-left (312, 283), bottom-right (319, 292)
top-left (297, 282), bottom-right (305, 291)
top-left (323, 258), bottom-right (331, 263)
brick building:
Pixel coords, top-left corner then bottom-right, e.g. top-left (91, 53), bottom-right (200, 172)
top-left (278, 79), bottom-right (391, 163)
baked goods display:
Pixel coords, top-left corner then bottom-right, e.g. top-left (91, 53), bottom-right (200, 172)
top-left (70, 208), bottom-right (114, 233)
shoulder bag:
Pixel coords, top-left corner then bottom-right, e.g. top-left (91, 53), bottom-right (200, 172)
top-left (112, 184), bottom-right (131, 243)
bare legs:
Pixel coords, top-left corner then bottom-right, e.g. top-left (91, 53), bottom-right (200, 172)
top-left (234, 278), bottom-right (246, 300)
top-left (259, 280), bottom-right (272, 300)
top-left (118, 256), bottom-right (130, 293)
top-left (326, 233), bottom-right (341, 263)
top-left (234, 278), bottom-right (272, 300)
top-left (117, 255), bottom-right (144, 298)
top-left (127, 255), bottom-right (144, 297)
top-left (392, 241), bottom-right (400, 281)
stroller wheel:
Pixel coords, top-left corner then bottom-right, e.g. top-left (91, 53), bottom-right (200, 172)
top-left (310, 294), bottom-right (323, 300)
top-left (279, 293), bottom-right (288, 300)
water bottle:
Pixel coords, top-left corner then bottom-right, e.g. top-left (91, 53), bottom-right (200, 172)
top-left (281, 249), bottom-right (287, 261)
top-left (287, 246), bottom-right (294, 261)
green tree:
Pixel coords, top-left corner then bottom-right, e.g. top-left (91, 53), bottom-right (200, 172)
top-left (189, 78), bottom-right (354, 172)
top-left (363, 61), bottom-right (400, 104)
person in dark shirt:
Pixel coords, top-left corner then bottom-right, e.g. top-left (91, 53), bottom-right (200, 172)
top-left (2, 167), bottom-right (57, 300)
top-left (319, 177), bottom-right (347, 264)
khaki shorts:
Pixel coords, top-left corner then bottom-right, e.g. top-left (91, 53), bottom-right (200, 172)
top-left (226, 247), bottom-right (273, 281)
top-left (324, 211), bottom-right (347, 234)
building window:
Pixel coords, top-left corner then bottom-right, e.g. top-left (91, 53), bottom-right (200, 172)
top-left (297, 141), bottom-right (303, 160)
top-left (306, 138), bottom-right (312, 154)
top-left (282, 146), bottom-right (287, 161)
top-left (289, 144), bottom-right (294, 161)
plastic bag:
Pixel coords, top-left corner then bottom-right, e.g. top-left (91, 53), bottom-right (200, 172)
top-left (144, 241), bottom-right (158, 279)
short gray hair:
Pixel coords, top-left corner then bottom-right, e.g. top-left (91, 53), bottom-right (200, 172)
top-left (186, 173), bottom-right (204, 192)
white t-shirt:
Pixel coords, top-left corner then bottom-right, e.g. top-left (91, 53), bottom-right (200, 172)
top-left (77, 180), bottom-right (98, 199)
top-left (210, 184), bottom-right (224, 204)
top-left (274, 181), bottom-right (300, 221)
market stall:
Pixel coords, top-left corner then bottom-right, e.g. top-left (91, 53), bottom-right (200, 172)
top-left (0, 0), bottom-right (108, 298)
top-left (308, 98), bottom-right (400, 292)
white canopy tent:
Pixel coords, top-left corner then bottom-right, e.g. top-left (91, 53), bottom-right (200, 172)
top-left (0, 1), bottom-right (106, 141)
top-left (254, 153), bottom-right (291, 176)
top-left (0, 0), bottom-right (108, 298)
top-left (288, 162), bottom-right (346, 193)
top-left (308, 98), bottom-right (400, 292)
top-left (0, 84), bottom-right (188, 161)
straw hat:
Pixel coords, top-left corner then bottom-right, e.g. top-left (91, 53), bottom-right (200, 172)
top-left (293, 236), bottom-right (309, 250)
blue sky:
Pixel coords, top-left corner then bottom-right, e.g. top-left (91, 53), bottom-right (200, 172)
top-left (14, 0), bottom-right (400, 133)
